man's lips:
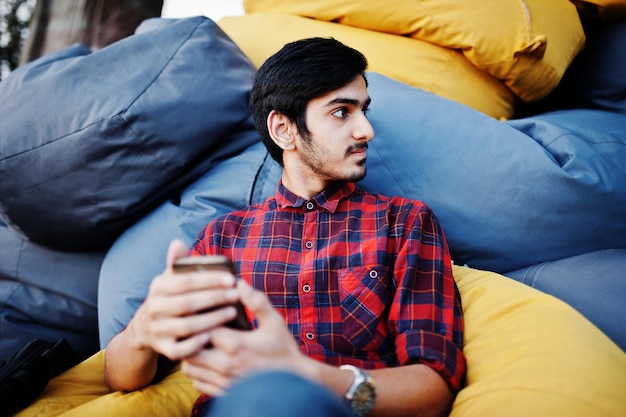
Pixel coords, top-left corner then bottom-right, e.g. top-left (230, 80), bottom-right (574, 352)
top-left (348, 144), bottom-right (368, 156)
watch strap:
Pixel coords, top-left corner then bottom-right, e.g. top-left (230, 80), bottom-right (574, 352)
top-left (340, 364), bottom-right (376, 416)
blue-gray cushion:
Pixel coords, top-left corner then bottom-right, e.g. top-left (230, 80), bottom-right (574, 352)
top-left (358, 73), bottom-right (626, 272)
top-left (560, 17), bottom-right (626, 115)
top-left (0, 221), bottom-right (103, 364)
top-left (0, 16), bottom-right (258, 251)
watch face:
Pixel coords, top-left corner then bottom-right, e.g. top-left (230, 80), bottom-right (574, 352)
top-left (352, 382), bottom-right (376, 415)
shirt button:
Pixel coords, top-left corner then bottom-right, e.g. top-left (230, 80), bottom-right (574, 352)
top-left (303, 284), bottom-right (311, 293)
top-left (305, 201), bottom-right (315, 210)
top-left (369, 269), bottom-right (379, 279)
top-left (305, 333), bottom-right (315, 340)
top-left (305, 241), bottom-right (313, 249)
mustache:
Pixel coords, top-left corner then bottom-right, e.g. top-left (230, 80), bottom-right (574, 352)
top-left (347, 143), bottom-right (368, 154)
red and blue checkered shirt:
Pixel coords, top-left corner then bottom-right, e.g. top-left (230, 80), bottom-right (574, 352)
top-left (190, 181), bottom-right (466, 393)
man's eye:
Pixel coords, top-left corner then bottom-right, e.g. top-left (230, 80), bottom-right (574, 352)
top-left (333, 108), bottom-right (348, 118)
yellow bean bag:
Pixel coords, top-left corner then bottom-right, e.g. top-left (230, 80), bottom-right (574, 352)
top-left (242, 0), bottom-right (586, 103)
top-left (16, 266), bottom-right (626, 417)
top-left (218, 14), bottom-right (515, 120)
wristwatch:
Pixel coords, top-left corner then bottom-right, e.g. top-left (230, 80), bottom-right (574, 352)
top-left (340, 364), bottom-right (376, 416)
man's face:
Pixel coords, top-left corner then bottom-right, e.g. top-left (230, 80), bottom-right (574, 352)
top-left (296, 76), bottom-right (374, 185)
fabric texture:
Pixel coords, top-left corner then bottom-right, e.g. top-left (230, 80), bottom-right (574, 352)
top-left (13, 351), bottom-right (199, 417)
top-left (0, 222), bottom-right (102, 365)
top-left (0, 16), bottom-right (258, 251)
top-left (16, 267), bottom-right (626, 417)
top-left (505, 249), bottom-right (626, 352)
top-left (190, 181), bottom-right (465, 391)
top-left (242, 0), bottom-right (585, 102)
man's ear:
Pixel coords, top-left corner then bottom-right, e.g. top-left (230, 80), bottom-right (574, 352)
top-left (267, 110), bottom-right (296, 150)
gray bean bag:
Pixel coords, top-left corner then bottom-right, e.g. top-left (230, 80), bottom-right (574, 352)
top-left (0, 16), bottom-right (258, 251)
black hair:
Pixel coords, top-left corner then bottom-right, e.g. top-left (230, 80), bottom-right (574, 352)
top-left (250, 37), bottom-right (368, 165)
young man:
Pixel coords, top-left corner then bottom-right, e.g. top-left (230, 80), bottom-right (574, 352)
top-left (105, 38), bottom-right (465, 417)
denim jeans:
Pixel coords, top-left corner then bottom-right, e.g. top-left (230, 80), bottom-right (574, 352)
top-left (199, 370), bottom-right (355, 417)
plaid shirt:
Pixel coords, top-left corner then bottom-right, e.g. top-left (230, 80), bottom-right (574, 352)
top-left (191, 181), bottom-right (465, 395)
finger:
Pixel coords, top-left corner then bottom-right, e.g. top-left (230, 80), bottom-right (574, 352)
top-left (157, 331), bottom-right (211, 361)
top-left (148, 287), bottom-right (239, 318)
top-left (237, 279), bottom-right (282, 327)
top-left (166, 239), bottom-right (189, 272)
top-left (182, 352), bottom-right (232, 396)
top-left (187, 347), bottom-right (242, 379)
top-left (150, 305), bottom-right (239, 340)
top-left (191, 378), bottom-right (226, 398)
top-left (207, 325), bottom-right (248, 357)
top-left (151, 269), bottom-right (236, 300)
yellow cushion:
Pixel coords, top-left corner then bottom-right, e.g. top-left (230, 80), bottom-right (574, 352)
top-left (13, 351), bottom-right (199, 417)
top-left (243, 0), bottom-right (586, 103)
top-left (218, 13), bottom-right (515, 120)
top-left (571, 0), bottom-right (626, 20)
top-left (15, 266), bottom-right (626, 416)
top-left (451, 266), bottom-right (626, 416)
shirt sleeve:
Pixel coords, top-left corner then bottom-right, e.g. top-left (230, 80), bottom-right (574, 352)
top-left (389, 201), bottom-right (466, 391)
top-left (189, 222), bottom-right (215, 256)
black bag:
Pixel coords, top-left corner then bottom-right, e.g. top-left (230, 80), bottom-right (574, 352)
top-left (0, 338), bottom-right (75, 416)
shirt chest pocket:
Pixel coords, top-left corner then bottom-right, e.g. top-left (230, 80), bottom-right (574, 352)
top-left (337, 265), bottom-right (393, 352)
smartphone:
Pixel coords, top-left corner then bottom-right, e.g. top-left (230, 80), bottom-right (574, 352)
top-left (173, 255), bottom-right (252, 331)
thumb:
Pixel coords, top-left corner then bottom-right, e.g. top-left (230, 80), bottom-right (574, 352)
top-left (237, 279), bottom-right (281, 328)
top-left (166, 239), bottom-right (189, 272)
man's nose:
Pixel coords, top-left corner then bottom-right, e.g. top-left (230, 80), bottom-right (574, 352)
top-left (355, 114), bottom-right (374, 142)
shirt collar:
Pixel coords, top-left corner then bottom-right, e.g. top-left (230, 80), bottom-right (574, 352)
top-left (276, 181), bottom-right (356, 213)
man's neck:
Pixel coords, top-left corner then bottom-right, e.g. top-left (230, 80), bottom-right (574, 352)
top-left (280, 169), bottom-right (331, 200)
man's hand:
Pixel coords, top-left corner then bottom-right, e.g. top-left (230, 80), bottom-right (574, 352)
top-left (104, 240), bottom-right (247, 393)
top-left (129, 240), bottom-right (244, 360)
top-left (181, 280), bottom-right (316, 396)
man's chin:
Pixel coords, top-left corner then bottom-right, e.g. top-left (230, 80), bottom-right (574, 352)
top-left (347, 168), bottom-right (367, 183)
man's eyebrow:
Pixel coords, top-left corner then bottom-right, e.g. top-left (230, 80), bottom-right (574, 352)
top-left (326, 96), bottom-right (372, 108)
